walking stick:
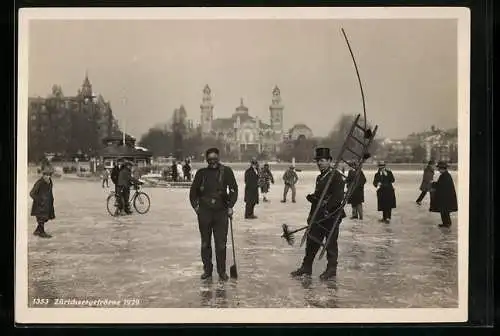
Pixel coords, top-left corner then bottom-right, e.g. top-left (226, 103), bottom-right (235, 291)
top-left (229, 216), bottom-right (238, 279)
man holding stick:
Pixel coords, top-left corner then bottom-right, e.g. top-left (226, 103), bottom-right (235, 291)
top-left (189, 148), bottom-right (238, 281)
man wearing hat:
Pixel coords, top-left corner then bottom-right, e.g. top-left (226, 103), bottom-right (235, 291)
top-left (429, 161), bottom-right (457, 228)
top-left (116, 160), bottom-right (136, 215)
top-left (291, 147), bottom-right (346, 280)
top-left (30, 167), bottom-right (56, 238)
top-left (416, 160), bottom-right (435, 205)
top-left (281, 165), bottom-right (299, 203)
top-left (244, 158), bottom-right (260, 219)
top-left (373, 161), bottom-right (396, 223)
top-left (189, 147), bottom-right (239, 281)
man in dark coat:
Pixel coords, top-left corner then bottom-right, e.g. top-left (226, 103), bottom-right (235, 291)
top-left (373, 161), bottom-right (396, 223)
top-left (429, 161), bottom-right (457, 228)
top-left (30, 167), bottom-right (56, 238)
top-left (416, 160), bottom-right (435, 205)
top-left (111, 161), bottom-right (121, 191)
top-left (183, 158), bottom-right (192, 182)
top-left (281, 166), bottom-right (299, 203)
top-left (345, 161), bottom-right (367, 220)
top-left (291, 147), bottom-right (346, 280)
top-left (244, 159), bottom-right (260, 219)
top-left (117, 160), bottom-right (136, 215)
top-left (171, 161), bottom-right (178, 181)
top-left (189, 147), bottom-right (238, 281)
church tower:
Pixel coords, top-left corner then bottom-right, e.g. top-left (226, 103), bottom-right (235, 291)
top-left (79, 71), bottom-right (93, 98)
top-left (200, 84), bottom-right (214, 135)
top-left (269, 85), bottom-right (284, 134)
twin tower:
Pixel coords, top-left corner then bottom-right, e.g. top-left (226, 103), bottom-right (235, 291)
top-left (199, 84), bottom-right (285, 136)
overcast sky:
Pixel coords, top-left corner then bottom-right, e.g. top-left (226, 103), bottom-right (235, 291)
top-left (28, 19), bottom-right (458, 139)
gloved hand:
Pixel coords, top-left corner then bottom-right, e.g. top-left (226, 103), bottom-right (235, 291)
top-left (306, 194), bottom-right (317, 203)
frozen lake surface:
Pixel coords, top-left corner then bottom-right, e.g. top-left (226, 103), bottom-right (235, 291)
top-left (27, 170), bottom-right (459, 308)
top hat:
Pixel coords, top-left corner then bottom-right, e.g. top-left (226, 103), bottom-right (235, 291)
top-left (377, 161), bottom-right (386, 167)
top-left (314, 147), bottom-right (332, 160)
top-left (437, 161), bottom-right (448, 169)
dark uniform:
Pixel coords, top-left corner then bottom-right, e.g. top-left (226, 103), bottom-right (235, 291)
top-left (373, 162), bottom-right (396, 222)
top-left (416, 161), bottom-right (435, 204)
top-left (111, 162), bottom-right (121, 193)
top-left (189, 151), bottom-right (238, 280)
top-left (346, 165), bottom-right (366, 219)
top-left (117, 161), bottom-right (135, 214)
top-left (291, 148), bottom-right (346, 280)
top-left (30, 167), bottom-right (55, 238)
top-left (244, 160), bottom-right (260, 218)
top-left (429, 161), bottom-right (457, 227)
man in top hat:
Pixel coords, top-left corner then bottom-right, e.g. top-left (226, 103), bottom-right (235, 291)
top-left (345, 160), bottom-right (367, 220)
top-left (373, 161), bottom-right (396, 223)
top-left (30, 167), bottom-right (56, 238)
top-left (244, 158), bottom-right (260, 219)
top-left (189, 147), bottom-right (238, 281)
top-left (116, 160), bottom-right (137, 215)
top-left (416, 160), bottom-right (435, 205)
top-left (429, 161), bottom-right (457, 228)
top-left (291, 147), bottom-right (346, 280)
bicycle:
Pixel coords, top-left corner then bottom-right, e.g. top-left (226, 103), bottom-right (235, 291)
top-left (106, 181), bottom-right (151, 216)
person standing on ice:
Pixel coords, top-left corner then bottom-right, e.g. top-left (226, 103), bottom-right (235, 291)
top-left (416, 160), bottom-right (435, 205)
top-left (429, 161), bottom-right (457, 228)
top-left (244, 158), bottom-right (260, 219)
top-left (345, 161), bottom-right (366, 220)
top-left (281, 165), bottom-right (298, 203)
top-left (258, 163), bottom-right (274, 202)
top-left (373, 161), bottom-right (396, 223)
top-left (290, 147), bottom-right (346, 280)
top-left (189, 147), bottom-right (238, 281)
top-left (30, 167), bottom-right (56, 238)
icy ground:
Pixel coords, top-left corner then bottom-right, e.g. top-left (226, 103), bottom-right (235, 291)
top-left (27, 170), bottom-right (458, 308)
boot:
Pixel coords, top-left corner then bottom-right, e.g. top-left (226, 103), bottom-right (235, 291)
top-left (290, 266), bottom-right (312, 277)
top-left (200, 271), bottom-right (212, 280)
top-left (281, 199), bottom-right (286, 203)
top-left (319, 266), bottom-right (337, 280)
top-left (218, 273), bottom-right (229, 282)
top-left (33, 224), bottom-right (43, 236)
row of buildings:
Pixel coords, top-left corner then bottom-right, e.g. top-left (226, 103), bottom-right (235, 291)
top-left (165, 84), bottom-right (314, 160)
top-left (376, 126), bottom-right (459, 163)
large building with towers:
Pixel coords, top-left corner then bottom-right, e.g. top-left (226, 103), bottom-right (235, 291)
top-left (199, 84), bottom-right (312, 160)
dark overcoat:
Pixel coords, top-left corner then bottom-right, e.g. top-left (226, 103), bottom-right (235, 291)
top-left (307, 168), bottom-right (346, 223)
top-left (429, 170), bottom-right (458, 213)
top-left (419, 166), bottom-right (435, 192)
top-left (244, 167), bottom-right (260, 205)
top-left (346, 169), bottom-right (366, 206)
top-left (30, 177), bottom-right (55, 220)
top-left (373, 170), bottom-right (396, 211)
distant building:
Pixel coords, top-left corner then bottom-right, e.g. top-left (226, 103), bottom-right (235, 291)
top-left (198, 85), bottom-right (310, 160)
top-left (99, 133), bottom-right (153, 168)
top-left (28, 73), bottom-right (120, 159)
top-left (288, 123), bottom-right (313, 141)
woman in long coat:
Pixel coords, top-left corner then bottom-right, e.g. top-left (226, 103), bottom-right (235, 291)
top-left (244, 159), bottom-right (260, 219)
top-left (429, 161), bottom-right (457, 227)
top-left (416, 160), bottom-right (435, 205)
top-left (373, 161), bottom-right (396, 223)
top-left (30, 167), bottom-right (55, 238)
top-left (258, 163), bottom-right (274, 203)
top-left (346, 162), bottom-right (367, 220)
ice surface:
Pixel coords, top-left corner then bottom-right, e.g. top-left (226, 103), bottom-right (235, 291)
top-left (27, 170), bottom-right (458, 308)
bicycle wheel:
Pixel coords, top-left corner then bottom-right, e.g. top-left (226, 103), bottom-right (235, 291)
top-left (106, 193), bottom-right (120, 216)
top-left (133, 191), bottom-right (151, 214)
